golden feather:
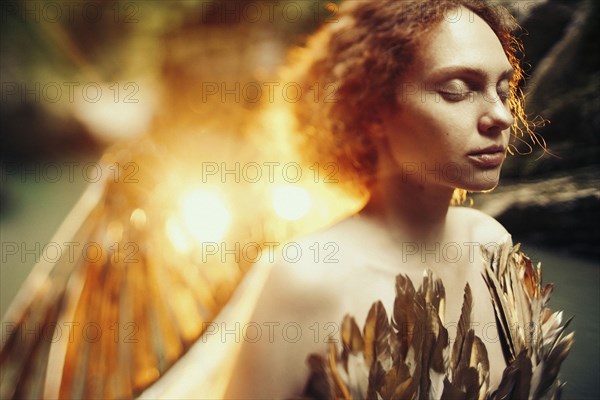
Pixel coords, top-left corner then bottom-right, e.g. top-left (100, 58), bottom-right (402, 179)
top-left (305, 241), bottom-right (573, 400)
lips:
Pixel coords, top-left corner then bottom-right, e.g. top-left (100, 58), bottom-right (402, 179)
top-left (467, 145), bottom-right (506, 168)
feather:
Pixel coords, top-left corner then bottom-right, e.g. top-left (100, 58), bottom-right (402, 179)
top-left (454, 367), bottom-right (479, 400)
top-left (363, 301), bottom-right (390, 370)
top-left (432, 322), bottom-right (449, 373)
top-left (304, 354), bottom-right (335, 400)
top-left (342, 314), bottom-right (364, 354)
top-left (442, 377), bottom-right (467, 400)
top-left (482, 264), bottom-right (516, 363)
top-left (346, 353), bottom-right (369, 399)
top-left (452, 284), bottom-right (473, 375)
top-left (327, 342), bottom-right (353, 400)
top-left (471, 337), bottom-right (490, 400)
top-left (375, 365), bottom-right (400, 400)
top-left (416, 271), bottom-right (450, 399)
top-left (393, 274), bottom-right (417, 361)
top-left (367, 358), bottom-right (386, 399)
top-left (412, 278), bottom-right (428, 398)
top-left (391, 374), bottom-right (414, 399)
top-left (489, 351), bottom-right (532, 400)
top-left (535, 332), bottom-right (574, 398)
top-left (304, 241), bottom-right (573, 400)
top-left (482, 240), bottom-right (574, 400)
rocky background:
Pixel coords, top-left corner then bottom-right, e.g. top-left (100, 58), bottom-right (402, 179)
top-left (477, 0), bottom-right (600, 260)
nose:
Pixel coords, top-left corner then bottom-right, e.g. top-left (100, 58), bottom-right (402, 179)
top-left (478, 95), bottom-right (514, 135)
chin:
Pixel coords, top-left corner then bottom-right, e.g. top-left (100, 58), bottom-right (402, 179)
top-left (464, 168), bottom-right (502, 192)
top-left (457, 174), bottom-right (501, 192)
top-left (448, 164), bottom-right (502, 193)
top-left (464, 180), bottom-right (500, 193)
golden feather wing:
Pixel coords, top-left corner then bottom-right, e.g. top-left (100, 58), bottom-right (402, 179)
top-left (0, 149), bottom-right (248, 399)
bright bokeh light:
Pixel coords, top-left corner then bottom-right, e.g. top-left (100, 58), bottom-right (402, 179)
top-left (73, 82), bottom-right (156, 143)
top-left (180, 189), bottom-right (232, 243)
top-left (166, 217), bottom-right (192, 254)
top-left (272, 185), bottom-right (313, 221)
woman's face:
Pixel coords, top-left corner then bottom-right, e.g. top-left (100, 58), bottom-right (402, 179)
top-left (381, 7), bottom-right (514, 192)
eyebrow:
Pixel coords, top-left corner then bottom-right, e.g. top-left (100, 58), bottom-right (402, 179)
top-left (426, 66), bottom-right (515, 82)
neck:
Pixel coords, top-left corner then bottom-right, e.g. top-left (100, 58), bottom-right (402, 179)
top-left (359, 172), bottom-right (454, 243)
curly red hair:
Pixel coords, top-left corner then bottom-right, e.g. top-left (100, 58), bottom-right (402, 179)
top-left (283, 0), bottom-right (531, 201)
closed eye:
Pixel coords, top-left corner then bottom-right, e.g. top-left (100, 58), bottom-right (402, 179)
top-left (498, 90), bottom-right (510, 103)
top-left (497, 80), bottom-right (511, 103)
top-left (437, 79), bottom-right (477, 102)
top-left (439, 90), bottom-right (472, 102)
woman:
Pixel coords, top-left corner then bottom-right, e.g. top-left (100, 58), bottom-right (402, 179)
top-left (225, 0), bottom-right (570, 398)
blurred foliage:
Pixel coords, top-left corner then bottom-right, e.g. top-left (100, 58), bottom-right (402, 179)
top-left (0, 0), bottom-right (337, 161)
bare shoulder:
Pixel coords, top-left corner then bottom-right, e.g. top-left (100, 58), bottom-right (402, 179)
top-left (250, 251), bottom-right (328, 322)
top-left (449, 206), bottom-right (513, 246)
top-left (255, 215), bottom-right (383, 317)
top-left (224, 220), bottom-right (364, 398)
top-left (252, 219), bottom-right (362, 318)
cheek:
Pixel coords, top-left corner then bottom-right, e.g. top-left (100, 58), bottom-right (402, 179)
top-left (392, 106), bottom-right (440, 142)
top-left (385, 103), bottom-right (471, 163)
top-left (386, 120), bottom-right (427, 161)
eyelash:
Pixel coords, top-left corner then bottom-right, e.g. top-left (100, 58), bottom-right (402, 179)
top-left (439, 90), bottom-right (473, 102)
top-left (498, 89), bottom-right (511, 103)
top-left (438, 85), bottom-right (511, 103)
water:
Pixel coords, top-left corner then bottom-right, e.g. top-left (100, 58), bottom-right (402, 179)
top-left (519, 244), bottom-right (600, 399)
